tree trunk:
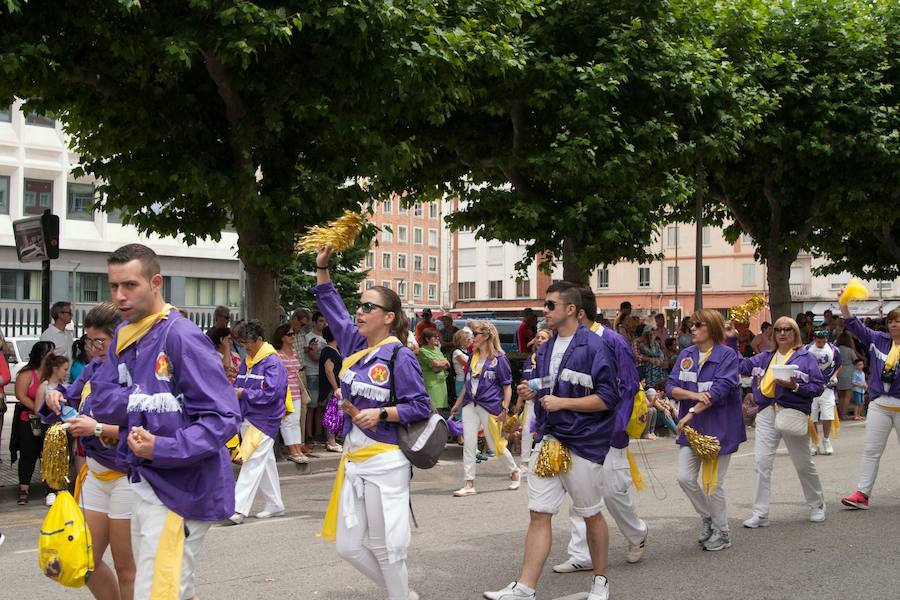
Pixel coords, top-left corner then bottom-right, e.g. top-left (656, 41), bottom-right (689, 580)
top-left (562, 237), bottom-right (589, 285)
top-left (243, 260), bottom-right (281, 335)
top-left (766, 251), bottom-right (796, 321)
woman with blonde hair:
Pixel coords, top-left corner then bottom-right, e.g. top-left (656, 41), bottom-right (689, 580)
top-left (450, 321), bottom-right (520, 496)
top-left (739, 316), bottom-right (827, 527)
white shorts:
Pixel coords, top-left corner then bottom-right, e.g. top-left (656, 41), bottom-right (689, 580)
top-left (80, 458), bottom-right (133, 520)
top-left (811, 388), bottom-right (836, 422)
top-left (527, 437), bottom-right (606, 518)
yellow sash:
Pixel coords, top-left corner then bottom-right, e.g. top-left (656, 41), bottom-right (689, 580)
top-left (760, 350), bottom-right (795, 398)
top-left (73, 462), bottom-right (126, 503)
top-left (486, 414), bottom-right (509, 455)
top-left (626, 447), bottom-right (644, 491)
top-left (319, 442), bottom-right (399, 541)
top-left (701, 457), bottom-right (719, 496)
top-left (116, 304), bottom-right (175, 355)
top-left (150, 511), bottom-right (185, 600)
top-left (698, 347), bottom-right (713, 368)
top-left (234, 425), bottom-right (265, 462)
top-left (885, 342), bottom-right (900, 371)
top-left (339, 336), bottom-right (401, 379)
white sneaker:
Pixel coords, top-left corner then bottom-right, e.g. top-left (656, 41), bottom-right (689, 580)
top-left (227, 513), bottom-right (245, 525)
top-left (809, 505), bottom-right (826, 523)
top-left (552, 558), bottom-right (592, 573)
top-left (45, 493), bottom-right (57, 507)
top-left (0, 532), bottom-right (5, 548)
top-left (255, 509), bottom-right (285, 519)
top-left (408, 591), bottom-right (420, 600)
top-left (809, 443), bottom-right (818, 456)
top-left (742, 514), bottom-right (770, 528)
top-left (483, 582), bottom-right (535, 600)
top-left (453, 487), bottom-right (477, 497)
top-left (588, 575), bottom-right (610, 600)
top-left (508, 470), bottom-right (521, 490)
top-left (823, 439), bottom-right (834, 455)
top-left (626, 529), bottom-right (648, 564)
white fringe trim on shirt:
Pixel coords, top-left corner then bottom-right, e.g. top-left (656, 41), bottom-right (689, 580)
top-left (350, 381), bottom-right (391, 403)
top-left (559, 368), bottom-right (593, 389)
top-left (128, 392), bottom-right (184, 414)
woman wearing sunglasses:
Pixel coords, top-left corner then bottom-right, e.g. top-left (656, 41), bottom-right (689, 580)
top-left (313, 244), bottom-right (432, 600)
top-left (667, 309), bottom-right (745, 551)
top-left (739, 316), bottom-right (826, 527)
top-left (449, 321), bottom-right (521, 496)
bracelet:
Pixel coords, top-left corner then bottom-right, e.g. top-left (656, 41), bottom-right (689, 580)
top-left (316, 265), bottom-right (328, 270)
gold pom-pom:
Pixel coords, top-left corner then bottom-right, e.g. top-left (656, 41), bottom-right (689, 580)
top-left (295, 210), bottom-right (366, 254)
top-left (40, 423), bottom-right (70, 491)
top-left (730, 294), bottom-right (767, 324)
top-left (502, 412), bottom-right (521, 436)
top-left (683, 426), bottom-right (720, 461)
top-left (533, 439), bottom-right (572, 478)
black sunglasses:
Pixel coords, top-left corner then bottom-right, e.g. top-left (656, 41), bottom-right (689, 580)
top-left (356, 301), bottom-right (390, 314)
top-left (773, 327), bottom-right (793, 334)
top-left (544, 300), bottom-right (571, 311)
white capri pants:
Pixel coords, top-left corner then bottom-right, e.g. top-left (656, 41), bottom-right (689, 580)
top-left (810, 388), bottom-right (836, 422)
top-left (677, 446), bottom-right (733, 532)
top-left (528, 437), bottom-right (606, 517)
top-left (80, 458), bottom-right (133, 519)
top-left (462, 403), bottom-right (518, 481)
top-left (750, 405), bottom-right (824, 518)
top-left (857, 401), bottom-right (900, 496)
top-left (234, 423), bottom-right (284, 517)
top-left (280, 408), bottom-right (302, 446)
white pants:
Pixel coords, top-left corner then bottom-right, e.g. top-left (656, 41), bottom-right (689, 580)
top-left (811, 388), bottom-right (836, 424)
top-left (566, 447), bottom-right (647, 563)
top-left (751, 406), bottom-right (824, 518)
top-left (462, 403), bottom-right (518, 481)
top-left (280, 408), bottom-right (302, 446)
top-left (131, 482), bottom-right (211, 600)
top-left (234, 426), bottom-right (284, 517)
top-left (80, 458), bottom-right (133, 519)
top-left (336, 457), bottom-right (411, 600)
top-left (857, 403), bottom-right (900, 496)
top-left (527, 438), bottom-right (606, 517)
top-left (520, 400), bottom-right (535, 468)
top-left (677, 446), bottom-right (732, 531)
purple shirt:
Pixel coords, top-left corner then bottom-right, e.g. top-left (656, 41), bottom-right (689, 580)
top-left (463, 353), bottom-right (512, 416)
top-left (89, 312), bottom-right (241, 521)
top-left (235, 353), bottom-right (287, 439)
top-left (666, 344), bottom-right (746, 455)
top-left (844, 317), bottom-right (900, 400)
top-left (313, 282), bottom-right (433, 444)
top-left (595, 325), bottom-right (641, 449)
top-left (740, 346), bottom-right (825, 415)
top-left (531, 325), bottom-right (618, 464)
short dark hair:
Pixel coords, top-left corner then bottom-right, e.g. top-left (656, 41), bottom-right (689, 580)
top-left (579, 286), bottom-right (597, 321)
top-left (50, 301), bottom-right (72, 321)
top-left (312, 311), bottom-right (324, 322)
top-left (323, 325), bottom-right (335, 344)
top-left (291, 308), bottom-right (310, 322)
top-left (546, 281), bottom-right (582, 314)
top-left (83, 301), bottom-right (122, 337)
top-left (208, 326), bottom-right (232, 349)
top-left (271, 323), bottom-right (293, 349)
top-left (421, 327), bottom-right (440, 342)
top-left (107, 243), bottom-right (161, 281)
top-left (240, 319), bottom-right (266, 342)
top-left (213, 305), bottom-right (231, 320)
top-left (853, 358), bottom-right (865, 366)
top-left (620, 301), bottom-right (632, 311)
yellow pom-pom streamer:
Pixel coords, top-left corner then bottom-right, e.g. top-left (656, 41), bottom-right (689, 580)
top-left (838, 278), bottom-right (869, 306)
top-left (41, 423), bottom-right (70, 491)
top-left (626, 447), bottom-right (644, 491)
top-left (533, 439), bottom-right (572, 478)
top-left (295, 210), bottom-right (366, 254)
top-left (730, 294), bottom-right (767, 324)
top-left (684, 426), bottom-right (720, 495)
top-left (808, 417), bottom-right (820, 445)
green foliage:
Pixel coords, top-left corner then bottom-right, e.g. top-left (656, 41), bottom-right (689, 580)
top-left (280, 242), bottom-right (369, 313)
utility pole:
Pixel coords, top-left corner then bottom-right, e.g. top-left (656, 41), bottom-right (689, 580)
top-left (694, 162), bottom-right (704, 311)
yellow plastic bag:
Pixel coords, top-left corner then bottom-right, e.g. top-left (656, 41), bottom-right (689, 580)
top-left (626, 389), bottom-right (649, 439)
top-left (38, 491), bottom-right (94, 588)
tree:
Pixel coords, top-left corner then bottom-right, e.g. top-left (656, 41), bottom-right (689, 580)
top-left (280, 242), bottom-right (370, 313)
top-left (708, 0), bottom-right (898, 318)
top-left (0, 0), bottom-right (531, 330)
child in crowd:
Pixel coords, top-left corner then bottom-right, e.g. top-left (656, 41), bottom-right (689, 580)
top-left (851, 358), bottom-right (867, 420)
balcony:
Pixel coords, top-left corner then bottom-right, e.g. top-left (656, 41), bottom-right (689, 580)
top-left (790, 283), bottom-right (811, 298)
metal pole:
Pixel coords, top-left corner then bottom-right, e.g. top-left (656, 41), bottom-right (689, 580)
top-left (41, 259), bottom-right (51, 331)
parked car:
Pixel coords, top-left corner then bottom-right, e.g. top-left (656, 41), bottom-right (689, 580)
top-left (453, 319), bottom-right (522, 354)
top-left (7, 336), bottom-right (39, 382)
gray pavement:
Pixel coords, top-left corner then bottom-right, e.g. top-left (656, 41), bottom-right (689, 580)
top-left (2, 421), bottom-right (900, 600)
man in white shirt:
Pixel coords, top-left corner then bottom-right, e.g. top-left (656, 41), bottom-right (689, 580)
top-left (39, 301), bottom-right (73, 359)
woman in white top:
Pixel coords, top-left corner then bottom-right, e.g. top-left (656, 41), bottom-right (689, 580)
top-left (451, 329), bottom-right (471, 397)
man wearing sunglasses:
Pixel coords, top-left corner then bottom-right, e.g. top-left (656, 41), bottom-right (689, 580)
top-left (486, 282), bottom-right (618, 600)
top-left (40, 300), bottom-right (74, 360)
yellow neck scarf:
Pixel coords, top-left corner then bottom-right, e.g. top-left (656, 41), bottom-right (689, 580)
top-left (698, 347), bottom-right (713, 368)
top-left (885, 342), bottom-right (900, 372)
top-left (339, 336), bottom-right (400, 379)
top-left (760, 349), bottom-right (795, 398)
top-left (590, 322), bottom-right (601, 333)
top-left (116, 304), bottom-right (175, 355)
top-left (245, 342), bottom-right (278, 370)
top-left (470, 350), bottom-right (491, 377)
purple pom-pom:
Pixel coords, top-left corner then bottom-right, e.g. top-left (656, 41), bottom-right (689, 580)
top-left (447, 417), bottom-right (464, 437)
top-left (322, 394), bottom-right (344, 435)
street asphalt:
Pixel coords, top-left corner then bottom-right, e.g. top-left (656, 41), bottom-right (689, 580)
top-left (2, 420), bottom-right (899, 600)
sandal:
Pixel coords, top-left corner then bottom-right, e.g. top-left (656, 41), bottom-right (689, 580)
top-left (287, 454), bottom-right (311, 464)
top-left (17, 489), bottom-right (28, 505)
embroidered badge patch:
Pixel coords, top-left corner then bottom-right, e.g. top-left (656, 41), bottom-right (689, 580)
top-left (155, 352), bottom-right (172, 381)
top-left (368, 363), bottom-right (390, 385)
top-left (680, 357), bottom-right (694, 371)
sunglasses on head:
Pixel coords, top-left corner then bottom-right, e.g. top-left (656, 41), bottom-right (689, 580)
top-left (356, 301), bottom-right (390, 314)
top-left (773, 327), bottom-right (793, 334)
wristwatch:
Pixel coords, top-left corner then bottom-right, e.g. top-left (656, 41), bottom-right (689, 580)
top-left (94, 423), bottom-right (104, 437)
top-left (688, 407), bottom-right (696, 415)
top-left (379, 408), bottom-right (389, 421)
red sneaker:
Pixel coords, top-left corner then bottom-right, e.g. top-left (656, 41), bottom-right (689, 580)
top-left (841, 490), bottom-right (869, 510)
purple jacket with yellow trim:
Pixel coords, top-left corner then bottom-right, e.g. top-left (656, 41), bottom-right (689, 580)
top-left (234, 353), bottom-right (287, 439)
top-left (462, 352), bottom-right (512, 416)
top-left (739, 346), bottom-right (825, 414)
top-left (844, 317), bottom-right (900, 400)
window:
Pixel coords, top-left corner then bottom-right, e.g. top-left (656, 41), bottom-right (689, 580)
top-left (667, 266), bottom-right (679, 288)
top-left (428, 256), bottom-right (437, 272)
top-left (413, 282), bottom-right (422, 299)
top-left (397, 281), bottom-right (407, 298)
top-left (413, 227), bottom-right (423, 245)
top-left (106, 208), bottom-right (124, 224)
top-left (666, 226), bottom-right (679, 248)
top-left (397, 253), bottom-right (407, 270)
top-left (516, 279), bottom-right (530, 298)
top-left (398, 225), bottom-right (408, 243)
top-left (0, 270), bottom-right (41, 300)
top-left (877, 281), bottom-right (893, 291)
top-left (429, 202), bottom-right (438, 219)
top-left (703, 265), bottom-right (711, 286)
top-left (829, 275), bottom-right (850, 290)
top-left (67, 182), bottom-right (94, 221)
top-left (24, 179), bottom-right (52, 215)
top-left (597, 267), bottom-right (609, 289)
top-left (382, 252), bottom-right (392, 270)
top-left (0, 270), bottom-right (17, 299)
top-left (382, 280), bottom-right (391, 290)
top-left (398, 204), bottom-right (408, 215)
top-left (638, 266), bottom-right (651, 288)
top-left (458, 248), bottom-right (475, 267)
top-left (413, 255), bottom-right (423, 272)
top-left (789, 266), bottom-right (804, 284)
top-left (413, 204), bottom-right (423, 217)
top-left (0, 175), bottom-right (9, 214)
top-left (428, 283), bottom-right (437, 300)
top-left (25, 112), bottom-right (55, 127)
top-left (742, 264), bottom-right (756, 286)
top-left (184, 278), bottom-right (240, 306)
top-left (365, 279), bottom-right (374, 290)
top-left (489, 280), bottom-right (503, 299)
top-left (458, 281), bottom-right (476, 300)
top-left (382, 227), bottom-right (393, 243)
top-left (428, 229), bottom-right (438, 247)
top-left (78, 273), bottom-right (111, 303)
top-left (0, 106), bottom-right (10, 122)
top-left (381, 199), bottom-right (392, 214)
top-left (702, 226), bottom-right (711, 247)
top-left (740, 233), bottom-right (753, 245)
top-left (488, 245), bottom-right (503, 265)
top-left (365, 251), bottom-right (375, 269)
